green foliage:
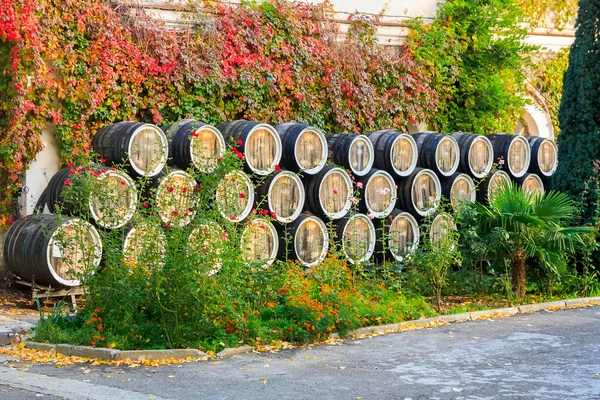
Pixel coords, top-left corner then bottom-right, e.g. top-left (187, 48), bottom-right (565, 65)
top-left (519, 0), bottom-right (578, 30)
top-left (408, 0), bottom-right (534, 134)
top-left (554, 1), bottom-right (600, 224)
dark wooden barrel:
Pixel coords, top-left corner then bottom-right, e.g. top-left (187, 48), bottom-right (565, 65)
top-left (44, 166), bottom-right (138, 229)
top-left (255, 170), bottom-right (305, 223)
top-left (429, 213), bottom-right (455, 245)
top-left (412, 132), bottom-right (460, 177)
top-left (278, 213), bottom-right (329, 268)
top-left (367, 130), bottom-right (418, 177)
top-left (123, 220), bottom-right (167, 270)
top-left (304, 166), bottom-right (353, 220)
top-left (395, 168), bottom-right (441, 218)
top-left (91, 122), bottom-right (168, 177)
top-left (475, 170), bottom-right (511, 204)
top-left (160, 119), bottom-right (225, 173)
top-left (326, 134), bottom-right (374, 176)
top-left (487, 134), bottom-right (531, 178)
top-left (187, 221), bottom-right (227, 275)
top-left (151, 169), bottom-right (197, 227)
top-left (374, 209), bottom-right (420, 262)
top-left (240, 218), bottom-right (279, 268)
top-left (216, 170), bottom-right (255, 223)
top-left (356, 168), bottom-right (397, 218)
top-left (525, 136), bottom-right (558, 177)
top-left (216, 120), bottom-right (283, 176)
top-left (274, 123), bottom-right (328, 175)
top-left (516, 173), bottom-right (545, 196)
top-left (3, 215), bottom-right (102, 288)
top-left (334, 213), bottom-right (376, 264)
top-left (451, 133), bottom-right (493, 178)
top-left (440, 173), bottom-right (476, 208)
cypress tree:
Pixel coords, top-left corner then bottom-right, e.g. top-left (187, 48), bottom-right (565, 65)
top-left (554, 1), bottom-right (600, 224)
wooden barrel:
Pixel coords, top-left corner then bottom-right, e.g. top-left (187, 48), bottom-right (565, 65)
top-left (441, 173), bottom-right (476, 208)
top-left (151, 169), bottom-right (197, 226)
top-left (187, 221), bottom-right (227, 275)
top-left (278, 213), bottom-right (329, 268)
top-left (3, 215), bottom-right (102, 288)
top-left (476, 170), bottom-right (511, 204)
top-left (334, 213), bottom-right (376, 264)
top-left (429, 213), bottom-right (455, 245)
top-left (255, 170), bottom-right (305, 223)
top-left (160, 119), bottom-right (225, 173)
top-left (356, 168), bottom-right (397, 218)
top-left (92, 122), bottom-right (168, 177)
top-left (451, 133), bottom-right (493, 178)
top-left (487, 134), bottom-right (531, 178)
top-left (240, 218), bottom-right (279, 268)
top-left (526, 136), bottom-right (558, 177)
top-left (374, 209), bottom-right (420, 262)
top-left (367, 130), bottom-right (418, 177)
top-left (123, 220), bottom-right (167, 270)
top-left (45, 166), bottom-right (138, 229)
top-left (304, 166), bottom-right (353, 220)
top-left (216, 170), bottom-right (255, 223)
top-left (516, 173), bottom-right (545, 196)
top-left (216, 120), bottom-right (282, 176)
top-left (395, 168), bottom-right (441, 218)
top-left (412, 132), bottom-right (460, 177)
top-left (274, 123), bottom-right (328, 175)
top-left (326, 134), bottom-right (374, 176)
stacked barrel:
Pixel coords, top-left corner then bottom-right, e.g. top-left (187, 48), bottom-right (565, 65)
top-left (3, 118), bottom-right (559, 287)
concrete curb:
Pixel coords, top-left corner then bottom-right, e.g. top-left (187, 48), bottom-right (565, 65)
top-left (21, 296), bottom-right (600, 361)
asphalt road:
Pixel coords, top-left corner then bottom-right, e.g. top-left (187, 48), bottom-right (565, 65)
top-left (0, 306), bottom-right (599, 400)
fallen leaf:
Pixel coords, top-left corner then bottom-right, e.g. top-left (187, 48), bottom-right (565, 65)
top-left (452, 388), bottom-right (463, 392)
top-left (261, 378), bottom-right (268, 385)
top-left (339, 366), bottom-right (346, 370)
top-left (264, 364), bottom-right (269, 368)
top-left (168, 375), bottom-right (176, 379)
top-left (83, 369), bottom-right (90, 374)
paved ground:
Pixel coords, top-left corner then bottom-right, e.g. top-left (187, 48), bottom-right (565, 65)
top-left (0, 306), bottom-right (599, 400)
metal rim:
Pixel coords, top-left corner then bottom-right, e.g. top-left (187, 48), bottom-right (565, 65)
top-left (46, 218), bottom-right (102, 287)
top-left (190, 125), bottom-right (226, 173)
top-left (293, 216), bottom-right (329, 268)
top-left (365, 170), bottom-right (397, 218)
top-left (507, 136), bottom-right (531, 178)
top-left (216, 170), bottom-right (255, 223)
top-left (317, 167), bottom-right (353, 220)
top-left (434, 135), bottom-right (460, 176)
top-left (294, 127), bottom-right (328, 175)
top-left (468, 136), bottom-right (493, 178)
top-left (342, 213), bottom-right (376, 264)
top-left (246, 124), bottom-right (283, 176)
top-left (391, 134), bottom-right (418, 177)
top-left (88, 170), bottom-right (138, 229)
top-left (128, 124), bottom-right (169, 177)
top-left (388, 212), bottom-right (419, 262)
top-left (349, 136), bottom-right (375, 176)
top-left (410, 169), bottom-right (442, 216)
top-left (267, 171), bottom-right (305, 223)
top-left (240, 218), bottom-right (279, 268)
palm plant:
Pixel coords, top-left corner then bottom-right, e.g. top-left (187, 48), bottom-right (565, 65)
top-left (463, 183), bottom-right (594, 299)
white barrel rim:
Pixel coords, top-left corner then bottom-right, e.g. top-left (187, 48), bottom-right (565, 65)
top-left (190, 125), bottom-right (226, 173)
top-left (349, 136), bottom-right (375, 176)
top-left (449, 173), bottom-right (476, 207)
top-left (487, 170), bottom-right (511, 202)
top-left (216, 170), bottom-right (255, 223)
top-left (123, 220), bottom-right (168, 269)
top-left (318, 167), bottom-right (353, 220)
top-left (128, 124), bottom-right (169, 177)
top-left (267, 171), bottom-right (305, 223)
top-left (88, 169), bottom-right (138, 229)
top-left (246, 124), bottom-right (283, 176)
top-left (391, 134), bottom-right (419, 177)
top-left (411, 169), bottom-right (442, 217)
top-left (188, 221), bottom-right (225, 276)
top-left (435, 135), bottom-right (460, 177)
top-left (507, 136), bottom-right (531, 178)
top-left (294, 127), bottom-right (328, 175)
top-left (46, 218), bottom-right (102, 287)
top-left (156, 170), bottom-right (198, 227)
top-left (294, 215), bottom-right (329, 268)
top-left (468, 135), bottom-right (494, 178)
top-left (364, 170), bottom-right (397, 218)
top-left (240, 218), bottom-right (279, 268)
top-left (342, 213), bottom-right (376, 264)
top-left (388, 212), bottom-right (420, 262)
top-left (522, 174), bottom-right (545, 196)
top-left (538, 139), bottom-right (558, 176)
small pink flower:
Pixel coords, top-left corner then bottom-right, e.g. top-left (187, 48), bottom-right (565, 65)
top-left (142, 202), bottom-right (149, 208)
top-left (367, 213), bottom-right (375, 220)
top-left (499, 159), bottom-right (505, 165)
top-left (356, 182), bottom-right (363, 189)
top-left (351, 197), bottom-right (359, 205)
top-left (260, 224), bottom-right (266, 229)
top-left (230, 215), bottom-right (237, 221)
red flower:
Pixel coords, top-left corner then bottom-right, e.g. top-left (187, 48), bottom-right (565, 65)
top-left (89, 341), bottom-right (95, 346)
top-left (270, 211), bottom-right (277, 219)
top-left (142, 202), bottom-right (149, 208)
top-left (97, 324), bottom-right (103, 330)
top-left (164, 223), bottom-right (171, 230)
top-left (67, 162), bottom-right (75, 168)
top-left (217, 157), bottom-right (223, 162)
top-left (63, 179), bottom-right (71, 186)
top-left (252, 208), bottom-right (257, 214)
top-left (173, 210), bottom-right (180, 216)
top-left (14, 83), bottom-right (22, 91)
top-left (69, 169), bottom-right (76, 175)
top-left (73, 123), bottom-right (80, 129)
top-left (167, 186), bottom-right (174, 192)
top-left (275, 164), bottom-right (281, 171)
top-left (195, 184), bottom-right (201, 192)
top-left (239, 192), bottom-right (246, 199)
top-left (121, 181), bottom-right (126, 185)
top-left (190, 131), bottom-right (198, 138)
top-left (188, 207), bottom-right (194, 212)
top-left (333, 188), bottom-right (339, 195)
top-left (99, 157), bottom-right (106, 164)
top-left (237, 153), bottom-right (244, 161)
top-left (182, 187), bottom-right (188, 193)
top-left (229, 215), bottom-right (237, 221)
top-left (237, 139), bottom-right (243, 146)
top-left (93, 171), bottom-right (99, 177)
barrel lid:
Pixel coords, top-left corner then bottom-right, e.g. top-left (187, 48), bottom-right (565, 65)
top-left (410, 169), bottom-right (442, 217)
top-left (317, 167), bottom-right (353, 220)
top-left (267, 171), bottom-right (305, 223)
top-left (190, 125), bottom-right (226, 173)
top-left (467, 135), bottom-right (493, 178)
top-left (390, 133), bottom-right (418, 177)
top-left (88, 169), bottom-right (138, 229)
top-left (240, 218), bottom-right (279, 268)
top-left (388, 211), bottom-right (419, 261)
top-left (506, 136), bottom-right (531, 178)
top-left (348, 136), bottom-right (374, 176)
top-left (341, 213), bottom-right (376, 264)
top-left (364, 170), bottom-right (397, 218)
top-left (293, 126), bottom-right (328, 175)
top-left (293, 215), bottom-right (329, 268)
top-left (244, 123), bottom-right (283, 176)
top-left (128, 124), bottom-right (169, 177)
top-left (449, 173), bottom-right (476, 207)
top-left (216, 170), bottom-right (255, 223)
